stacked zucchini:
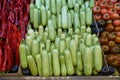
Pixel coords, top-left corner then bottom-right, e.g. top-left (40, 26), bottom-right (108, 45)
top-left (19, 0), bottom-right (103, 76)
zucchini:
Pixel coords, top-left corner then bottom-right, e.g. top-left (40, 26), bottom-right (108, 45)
top-left (27, 55), bottom-right (38, 76)
top-left (80, 11), bottom-right (86, 26)
top-left (48, 19), bottom-right (56, 41)
top-left (41, 49), bottom-right (50, 77)
top-left (86, 34), bottom-right (92, 46)
top-left (76, 67), bottom-right (83, 76)
top-left (65, 35), bottom-right (71, 49)
top-left (45, 0), bottom-right (50, 10)
top-left (68, 28), bottom-right (73, 36)
top-left (19, 40), bottom-right (28, 69)
top-left (68, 0), bottom-right (73, 9)
top-left (74, 12), bottom-right (80, 29)
top-left (70, 10), bottom-right (74, 25)
top-left (90, 0), bottom-right (94, 8)
top-left (46, 39), bottom-right (51, 52)
top-left (64, 49), bottom-right (74, 75)
top-left (30, 0), bottom-right (34, 23)
top-left (35, 0), bottom-right (41, 9)
top-left (62, 0), bottom-right (66, 6)
top-left (26, 45), bottom-right (31, 56)
top-left (74, 28), bottom-right (80, 35)
top-left (60, 34), bottom-right (66, 55)
top-left (51, 0), bottom-right (56, 14)
top-left (52, 48), bottom-right (60, 76)
top-left (74, 34), bottom-right (79, 48)
top-left (34, 8), bottom-right (39, 29)
top-left (60, 55), bottom-right (67, 76)
top-left (62, 6), bottom-right (68, 29)
top-left (36, 54), bottom-right (42, 76)
top-left (38, 25), bottom-right (44, 37)
top-left (43, 31), bottom-right (48, 42)
top-left (86, 8), bottom-right (92, 26)
top-left (56, 0), bottom-right (62, 14)
top-left (48, 53), bottom-right (53, 76)
top-left (86, 26), bottom-right (92, 33)
top-left (83, 46), bottom-right (92, 76)
top-left (41, 6), bottom-right (47, 26)
top-left (47, 10), bottom-right (51, 20)
top-left (55, 36), bottom-right (60, 50)
top-left (67, 12), bottom-right (72, 28)
top-left (57, 14), bottom-right (62, 28)
top-left (69, 39), bottom-right (77, 66)
top-left (27, 27), bottom-right (34, 39)
top-left (58, 28), bottom-right (62, 37)
top-left (77, 0), bottom-right (83, 6)
top-left (74, 3), bottom-right (79, 14)
top-left (80, 26), bottom-right (86, 36)
top-left (52, 15), bottom-right (57, 29)
top-left (94, 44), bottom-right (103, 72)
top-left (40, 42), bottom-right (45, 54)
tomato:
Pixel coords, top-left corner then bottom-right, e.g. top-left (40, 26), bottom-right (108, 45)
top-left (107, 2), bottom-right (113, 9)
top-left (110, 0), bottom-right (117, 3)
top-left (114, 3), bottom-right (120, 11)
top-left (108, 32), bottom-right (116, 40)
top-left (100, 31), bottom-right (109, 37)
top-left (113, 19), bottom-right (120, 27)
top-left (108, 41), bottom-right (116, 47)
top-left (106, 20), bottom-right (112, 24)
top-left (94, 14), bottom-right (102, 21)
top-left (105, 23), bottom-right (114, 32)
top-left (110, 46), bottom-right (120, 54)
top-left (115, 27), bottom-right (120, 32)
top-left (116, 32), bottom-right (120, 37)
top-left (103, 13), bottom-right (110, 20)
top-left (102, 45), bottom-right (110, 53)
top-left (115, 36), bottom-right (120, 43)
top-left (100, 36), bottom-right (108, 44)
top-left (93, 6), bottom-right (101, 14)
top-left (101, 8), bottom-right (108, 15)
top-left (108, 8), bottom-right (117, 14)
top-left (95, 1), bottom-right (99, 6)
top-left (110, 13), bottom-right (119, 20)
top-left (99, 1), bottom-right (107, 8)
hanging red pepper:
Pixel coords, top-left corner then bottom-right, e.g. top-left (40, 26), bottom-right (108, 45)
top-left (0, 47), bottom-right (3, 71)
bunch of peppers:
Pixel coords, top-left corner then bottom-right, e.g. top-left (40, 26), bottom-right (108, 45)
top-left (0, 0), bottom-right (30, 72)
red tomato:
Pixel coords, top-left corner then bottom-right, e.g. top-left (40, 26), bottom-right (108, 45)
top-left (103, 13), bottom-right (110, 20)
top-left (107, 2), bottom-right (113, 9)
top-left (110, 0), bottom-right (117, 3)
top-left (95, 1), bottom-right (99, 6)
top-left (115, 27), bottom-right (120, 32)
top-left (94, 14), bottom-right (102, 21)
top-left (113, 19), bottom-right (120, 27)
top-left (114, 3), bottom-right (120, 11)
top-left (108, 8), bottom-right (117, 14)
top-left (93, 6), bottom-right (101, 14)
top-left (101, 8), bottom-right (108, 15)
top-left (116, 32), bottom-right (120, 37)
top-left (110, 13), bottom-right (120, 20)
top-left (99, 1), bottom-right (107, 8)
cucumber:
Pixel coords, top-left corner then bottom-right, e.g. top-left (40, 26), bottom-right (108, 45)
top-left (60, 55), bottom-right (67, 76)
top-left (41, 0), bottom-right (45, 6)
top-left (70, 10), bottom-right (74, 25)
top-left (56, 0), bottom-right (62, 14)
top-left (45, 0), bottom-right (50, 10)
top-left (40, 42), bottom-right (45, 54)
top-left (83, 46), bottom-right (92, 76)
top-left (30, 0), bottom-right (34, 23)
top-left (83, 33), bottom-right (87, 43)
top-left (68, 0), bottom-right (73, 9)
top-left (74, 34), bottom-right (79, 48)
top-left (62, 6), bottom-right (68, 29)
top-left (52, 15), bottom-right (57, 29)
top-left (38, 25), bottom-right (44, 37)
top-left (86, 8), bottom-right (92, 26)
top-left (85, 1), bottom-right (90, 9)
top-left (79, 42), bottom-right (85, 62)
top-left (26, 45), bottom-right (31, 56)
top-left (34, 8), bottom-right (39, 29)
top-left (77, 0), bottom-right (83, 6)
top-left (27, 28), bottom-right (34, 39)
top-left (64, 49), bottom-right (74, 75)
top-left (47, 10), bottom-right (51, 20)
top-left (48, 53), bottom-right (53, 76)
top-left (36, 54), bottom-right (42, 76)
top-left (74, 12), bottom-right (80, 29)
top-left (51, 43), bottom-right (55, 52)
top-left (43, 31), bottom-right (48, 42)
top-left (80, 11), bottom-right (86, 26)
top-left (94, 45), bottom-right (103, 72)
top-left (58, 28), bottom-right (62, 37)
top-left (74, 28), bottom-right (80, 35)
top-left (69, 39), bottom-right (77, 66)
top-left (55, 37), bottom-right (60, 50)
top-left (46, 39), bottom-right (51, 52)
top-left (51, 0), bottom-right (56, 14)
top-left (73, 0), bottom-right (76, 7)
top-left (35, 0), bottom-right (41, 9)
top-left (31, 38), bottom-right (39, 59)
top-left (45, 27), bottom-right (48, 32)
top-left (27, 55), bottom-right (38, 76)
top-left (60, 34), bottom-right (66, 55)
top-left (41, 49), bottom-right (49, 77)
top-left (76, 51), bottom-right (83, 71)
top-left (62, 0), bottom-right (66, 6)
top-left (76, 67), bottom-right (83, 76)
top-left (93, 70), bottom-right (98, 75)
top-left (67, 12), bottom-right (72, 28)
top-left (57, 14), bottom-right (62, 28)
top-left (74, 3), bottom-right (79, 14)
top-left (41, 6), bottom-right (47, 26)
top-left (65, 35), bottom-right (71, 49)
top-left (68, 28), bottom-right (73, 36)
top-left (19, 40), bottom-right (27, 69)
top-left (90, 46), bottom-right (94, 69)
top-left (86, 26), bottom-right (92, 33)
top-left (48, 19), bottom-right (56, 41)
top-left (90, 0), bottom-right (94, 8)
top-left (52, 48), bottom-right (60, 76)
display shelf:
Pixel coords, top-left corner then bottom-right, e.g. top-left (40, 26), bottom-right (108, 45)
top-left (0, 76), bottom-right (120, 80)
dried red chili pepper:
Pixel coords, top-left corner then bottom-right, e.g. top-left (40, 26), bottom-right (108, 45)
top-left (0, 47), bottom-right (3, 71)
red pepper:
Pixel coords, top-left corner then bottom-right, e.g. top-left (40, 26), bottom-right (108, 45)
top-left (0, 47), bottom-right (3, 71)
top-left (0, 21), bottom-right (7, 38)
top-left (8, 10), bottom-right (15, 24)
top-left (15, 43), bottom-right (20, 65)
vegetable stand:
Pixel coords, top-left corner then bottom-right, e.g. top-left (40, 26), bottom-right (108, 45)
top-left (0, 0), bottom-right (120, 79)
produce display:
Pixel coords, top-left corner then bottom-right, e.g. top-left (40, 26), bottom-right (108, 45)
top-left (92, 0), bottom-right (120, 74)
top-left (0, 0), bottom-right (30, 73)
top-left (19, 0), bottom-right (104, 76)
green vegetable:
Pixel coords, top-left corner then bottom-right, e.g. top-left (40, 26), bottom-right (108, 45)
top-left (48, 53), bottom-right (53, 76)
top-left (65, 35), bottom-right (71, 49)
top-left (60, 34), bottom-right (66, 54)
top-left (45, 0), bottom-right (50, 10)
top-left (30, 0), bottom-right (34, 23)
top-left (25, 34), bottom-right (33, 50)
top-left (41, 5), bottom-right (47, 26)
top-left (52, 48), bottom-right (60, 76)
top-left (51, 0), bottom-right (56, 14)
top-left (70, 10), bottom-right (74, 25)
top-left (57, 14), bottom-right (62, 28)
top-left (40, 42), bottom-right (45, 54)
top-left (27, 55), bottom-right (38, 76)
top-left (77, 0), bottom-right (83, 6)
top-left (67, 12), bottom-right (72, 28)
top-left (35, 0), bottom-right (41, 9)
top-left (34, 8), bottom-right (39, 29)
top-left (56, 0), bottom-right (62, 14)
top-left (68, 28), bottom-right (73, 36)
top-left (36, 54), bottom-right (42, 76)
top-left (19, 40), bottom-right (28, 69)
top-left (68, 0), bottom-right (73, 9)
top-left (46, 39), bottom-right (51, 52)
top-left (80, 11), bottom-right (86, 26)
top-left (60, 55), bottom-right (67, 76)
top-left (64, 49), bottom-right (74, 75)
top-left (26, 45), bottom-right (31, 56)
top-left (62, 6), bottom-right (68, 29)
top-left (41, 49), bottom-right (50, 77)
top-left (58, 28), bottom-right (62, 37)
top-left (52, 15), bottom-right (57, 29)
top-left (80, 26), bottom-right (86, 36)
top-left (76, 67), bottom-right (83, 76)
top-left (55, 37), bottom-right (60, 50)
top-left (43, 31), bottom-right (48, 42)
top-left (74, 3), bottom-right (79, 14)
top-left (62, 0), bottom-right (66, 6)
top-left (86, 34), bottom-right (92, 46)
top-left (47, 10), bottom-right (51, 20)
top-left (86, 8), bottom-right (92, 26)
top-left (74, 12), bottom-right (80, 29)
top-left (90, 0), bottom-right (94, 8)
